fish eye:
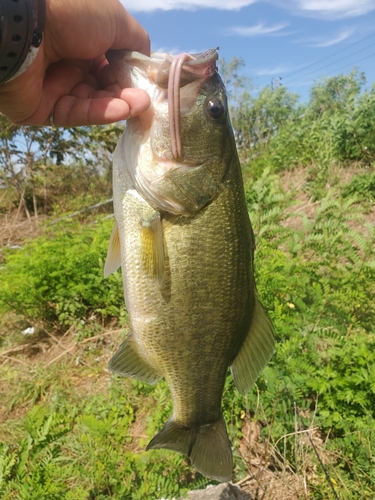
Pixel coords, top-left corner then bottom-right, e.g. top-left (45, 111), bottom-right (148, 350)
top-left (205, 98), bottom-right (225, 120)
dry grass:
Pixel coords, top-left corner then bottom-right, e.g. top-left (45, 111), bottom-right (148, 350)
top-left (0, 212), bottom-right (44, 264)
top-left (0, 319), bottom-right (123, 432)
top-left (278, 165), bottom-right (375, 236)
top-left (236, 417), bottom-right (340, 500)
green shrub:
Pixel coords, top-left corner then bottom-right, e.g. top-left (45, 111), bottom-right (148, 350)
top-left (243, 172), bottom-right (375, 493)
top-left (342, 170), bottom-right (375, 200)
top-left (0, 219), bottom-right (125, 331)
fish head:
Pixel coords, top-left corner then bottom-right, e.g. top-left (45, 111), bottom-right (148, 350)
top-left (108, 48), bottom-right (236, 216)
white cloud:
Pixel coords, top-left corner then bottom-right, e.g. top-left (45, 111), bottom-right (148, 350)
top-left (121, 0), bottom-right (375, 19)
top-left (273, 0), bottom-right (375, 18)
top-left (226, 22), bottom-right (289, 37)
top-left (122, 0), bottom-right (257, 11)
top-left (295, 28), bottom-right (355, 47)
top-left (298, 0), bottom-right (375, 17)
top-left (151, 45), bottom-right (181, 54)
top-left (123, 0), bottom-right (375, 16)
top-left (311, 28), bottom-right (355, 47)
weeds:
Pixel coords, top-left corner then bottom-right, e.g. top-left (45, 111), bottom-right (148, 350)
top-left (0, 219), bottom-right (125, 333)
top-left (1, 121), bottom-right (375, 496)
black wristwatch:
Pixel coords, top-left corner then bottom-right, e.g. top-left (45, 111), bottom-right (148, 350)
top-left (0, 0), bottom-right (46, 85)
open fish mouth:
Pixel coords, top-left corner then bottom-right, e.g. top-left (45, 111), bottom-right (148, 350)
top-left (106, 48), bottom-right (219, 161)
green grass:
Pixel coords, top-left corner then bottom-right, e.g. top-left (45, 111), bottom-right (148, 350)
top-left (1, 165), bottom-right (375, 499)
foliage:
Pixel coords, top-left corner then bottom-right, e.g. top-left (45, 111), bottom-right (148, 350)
top-left (0, 219), bottom-right (125, 332)
top-left (2, 164), bottom-right (375, 496)
top-left (0, 116), bottom-right (123, 216)
top-left (230, 67), bottom-right (375, 192)
top-left (245, 172), bottom-right (375, 495)
top-left (0, 381), bottom-right (207, 500)
top-left (309, 69), bottom-right (366, 116)
top-left (342, 170), bottom-right (375, 201)
top-left (232, 85), bottom-right (299, 151)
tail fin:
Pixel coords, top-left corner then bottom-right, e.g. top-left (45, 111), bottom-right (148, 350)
top-left (146, 415), bottom-right (232, 481)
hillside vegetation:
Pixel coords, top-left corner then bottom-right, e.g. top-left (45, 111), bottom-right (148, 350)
top-left (0, 66), bottom-right (375, 499)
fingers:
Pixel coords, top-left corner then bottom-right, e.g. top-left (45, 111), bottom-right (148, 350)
top-left (91, 56), bottom-right (120, 90)
top-left (48, 87), bottom-right (151, 127)
top-left (16, 60), bottom-right (91, 125)
top-left (15, 58), bottom-right (150, 126)
top-left (0, 1), bottom-right (151, 126)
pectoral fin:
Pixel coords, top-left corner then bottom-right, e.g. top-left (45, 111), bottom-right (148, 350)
top-left (108, 334), bottom-right (161, 384)
top-left (104, 221), bottom-right (121, 278)
top-left (231, 297), bottom-right (275, 394)
top-left (141, 212), bottom-right (165, 286)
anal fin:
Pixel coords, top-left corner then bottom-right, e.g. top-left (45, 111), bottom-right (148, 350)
top-left (231, 297), bottom-right (275, 394)
top-left (108, 334), bottom-right (161, 385)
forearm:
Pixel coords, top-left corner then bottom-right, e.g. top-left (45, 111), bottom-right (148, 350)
top-left (0, 0), bottom-right (45, 84)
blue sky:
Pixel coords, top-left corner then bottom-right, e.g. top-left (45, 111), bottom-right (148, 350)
top-left (122, 0), bottom-right (375, 102)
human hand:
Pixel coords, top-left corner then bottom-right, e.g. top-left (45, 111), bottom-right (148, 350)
top-left (0, 0), bottom-right (151, 127)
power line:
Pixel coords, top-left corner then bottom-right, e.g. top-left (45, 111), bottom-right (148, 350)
top-left (321, 49), bottom-right (375, 79)
top-left (283, 30), bottom-right (375, 83)
top-left (286, 49), bottom-right (375, 91)
top-left (284, 42), bottom-right (375, 80)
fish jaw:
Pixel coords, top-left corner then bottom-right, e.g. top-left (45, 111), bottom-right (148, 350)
top-left (114, 119), bottom-right (206, 215)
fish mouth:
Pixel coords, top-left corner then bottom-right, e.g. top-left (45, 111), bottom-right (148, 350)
top-left (106, 48), bottom-right (219, 162)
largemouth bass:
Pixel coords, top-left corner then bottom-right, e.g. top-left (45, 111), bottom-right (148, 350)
top-left (104, 48), bottom-right (275, 482)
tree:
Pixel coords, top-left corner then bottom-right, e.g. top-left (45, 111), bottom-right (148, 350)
top-left (0, 116), bottom-right (124, 218)
top-left (232, 85), bottom-right (299, 150)
top-left (309, 68), bottom-right (366, 116)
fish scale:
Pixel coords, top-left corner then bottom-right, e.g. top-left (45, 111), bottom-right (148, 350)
top-left (104, 48), bottom-right (275, 481)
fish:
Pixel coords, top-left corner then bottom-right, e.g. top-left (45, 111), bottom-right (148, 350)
top-left (104, 48), bottom-right (275, 482)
